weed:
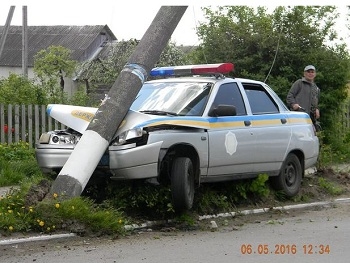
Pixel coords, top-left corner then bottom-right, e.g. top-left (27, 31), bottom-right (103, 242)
top-left (318, 177), bottom-right (343, 196)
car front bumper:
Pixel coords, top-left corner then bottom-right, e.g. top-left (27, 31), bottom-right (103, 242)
top-left (35, 141), bottom-right (163, 180)
top-left (35, 144), bottom-right (75, 173)
top-left (108, 141), bottom-right (163, 180)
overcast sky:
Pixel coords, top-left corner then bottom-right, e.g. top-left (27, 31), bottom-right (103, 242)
top-left (0, 1), bottom-right (206, 45)
top-left (0, 0), bottom-right (348, 46)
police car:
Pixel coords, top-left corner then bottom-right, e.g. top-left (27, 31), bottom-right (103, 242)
top-left (35, 63), bottom-right (319, 211)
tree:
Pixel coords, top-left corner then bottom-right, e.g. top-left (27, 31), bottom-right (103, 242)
top-left (34, 45), bottom-right (77, 103)
top-left (77, 39), bottom-right (189, 89)
top-left (191, 6), bottom-right (350, 145)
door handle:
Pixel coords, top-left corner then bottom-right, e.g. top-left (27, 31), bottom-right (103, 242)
top-left (281, 118), bottom-right (287, 124)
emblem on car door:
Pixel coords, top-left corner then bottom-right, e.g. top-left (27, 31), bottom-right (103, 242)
top-left (225, 131), bottom-right (237, 155)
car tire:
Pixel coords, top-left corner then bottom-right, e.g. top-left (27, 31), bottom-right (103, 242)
top-left (270, 153), bottom-right (302, 197)
top-left (171, 157), bottom-right (195, 211)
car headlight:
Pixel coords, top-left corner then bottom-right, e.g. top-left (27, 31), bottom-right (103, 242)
top-left (114, 127), bottom-right (144, 145)
top-left (38, 131), bottom-right (81, 145)
top-left (50, 134), bottom-right (80, 144)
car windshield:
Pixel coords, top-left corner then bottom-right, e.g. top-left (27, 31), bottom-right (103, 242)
top-left (130, 82), bottom-right (212, 116)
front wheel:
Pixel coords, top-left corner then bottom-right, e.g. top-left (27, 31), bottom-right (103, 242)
top-left (270, 153), bottom-right (302, 197)
top-left (171, 157), bottom-right (195, 212)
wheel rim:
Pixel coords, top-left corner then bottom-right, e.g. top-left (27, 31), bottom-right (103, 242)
top-left (285, 162), bottom-right (296, 187)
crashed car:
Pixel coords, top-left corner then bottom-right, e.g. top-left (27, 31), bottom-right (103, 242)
top-left (35, 63), bottom-right (319, 211)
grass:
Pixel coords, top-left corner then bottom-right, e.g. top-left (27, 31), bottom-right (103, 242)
top-left (0, 186), bottom-right (126, 236)
top-left (318, 177), bottom-right (344, 196)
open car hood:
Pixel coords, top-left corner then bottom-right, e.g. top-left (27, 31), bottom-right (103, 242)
top-left (46, 104), bottom-right (154, 135)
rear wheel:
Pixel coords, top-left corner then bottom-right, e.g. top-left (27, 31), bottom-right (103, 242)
top-left (171, 157), bottom-right (195, 211)
top-left (270, 153), bottom-right (302, 197)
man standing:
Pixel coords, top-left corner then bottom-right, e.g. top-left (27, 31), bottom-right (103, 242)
top-left (286, 65), bottom-right (320, 125)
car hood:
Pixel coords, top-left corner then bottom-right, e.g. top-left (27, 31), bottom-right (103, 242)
top-left (47, 104), bottom-right (157, 134)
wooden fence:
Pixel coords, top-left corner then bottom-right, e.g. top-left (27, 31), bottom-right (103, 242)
top-left (0, 104), bottom-right (65, 148)
top-left (1, 102), bottom-right (350, 148)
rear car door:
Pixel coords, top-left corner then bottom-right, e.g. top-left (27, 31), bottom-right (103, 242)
top-left (242, 82), bottom-right (291, 174)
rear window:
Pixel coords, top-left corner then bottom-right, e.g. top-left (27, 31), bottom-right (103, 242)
top-left (243, 84), bottom-right (279, 114)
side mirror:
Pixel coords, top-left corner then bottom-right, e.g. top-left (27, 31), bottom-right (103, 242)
top-left (208, 104), bottom-right (237, 117)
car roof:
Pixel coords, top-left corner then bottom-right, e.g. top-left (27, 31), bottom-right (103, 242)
top-left (146, 76), bottom-right (266, 86)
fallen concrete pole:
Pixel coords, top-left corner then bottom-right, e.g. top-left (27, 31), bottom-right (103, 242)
top-left (50, 6), bottom-right (188, 197)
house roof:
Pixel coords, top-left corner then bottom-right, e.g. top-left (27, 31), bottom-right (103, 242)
top-left (0, 25), bottom-right (117, 67)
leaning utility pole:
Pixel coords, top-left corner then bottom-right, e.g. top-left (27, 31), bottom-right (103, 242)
top-left (0, 6), bottom-right (15, 61)
top-left (50, 6), bottom-right (188, 197)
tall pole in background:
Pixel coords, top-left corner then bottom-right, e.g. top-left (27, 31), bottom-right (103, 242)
top-left (22, 6), bottom-right (28, 77)
top-left (50, 6), bottom-right (188, 197)
top-left (0, 6), bottom-right (15, 62)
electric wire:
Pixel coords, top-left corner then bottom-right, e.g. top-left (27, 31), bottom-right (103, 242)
top-left (264, 24), bottom-right (283, 83)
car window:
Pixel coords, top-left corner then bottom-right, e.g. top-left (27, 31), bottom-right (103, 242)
top-left (130, 82), bottom-right (212, 116)
top-left (212, 82), bottom-right (247, 116)
top-left (243, 83), bottom-right (279, 114)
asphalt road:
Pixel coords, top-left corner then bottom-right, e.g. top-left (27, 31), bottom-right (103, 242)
top-left (1, 201), bottom-right (350, 263)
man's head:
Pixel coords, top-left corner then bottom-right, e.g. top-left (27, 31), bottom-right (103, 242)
top-left (303, 65), bottom-right (316, 82)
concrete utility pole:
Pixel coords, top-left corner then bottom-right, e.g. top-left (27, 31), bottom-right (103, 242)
top-left (22, 6), bottom-right (28, 77)
top-left (0, 6), bottom-right (15, 61)
top-left (50, 6), bottom-right (188, 197)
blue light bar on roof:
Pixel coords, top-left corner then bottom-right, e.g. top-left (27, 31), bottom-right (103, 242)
top-left (150, 63), bottom-right (234, 77)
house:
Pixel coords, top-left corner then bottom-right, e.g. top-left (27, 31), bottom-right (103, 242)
top-left (0, 25), bottom-right (117, 97)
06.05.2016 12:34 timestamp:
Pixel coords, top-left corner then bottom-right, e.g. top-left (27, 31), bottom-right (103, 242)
top-left (240, 244), bottom-right (331, 255)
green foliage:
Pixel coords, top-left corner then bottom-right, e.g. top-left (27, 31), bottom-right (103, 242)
top-left (87, 174), bottom-right (270, 219)
top-left (317, 117), bottom-right (350, 168)
top-left (175, 212), bottom-right (197, 227)
top-left (96, 181), bottom-right (174, 219)
top-left (34, 194), bottom-right (125, 235)
top-left (195, 189), bottom-right (232, 215)
top-left (0, 142), bottom-right (41, 187)
top-left (229, 174), bottom-right (270, 201)
top-left (0, 159), bottom-right (42, 187)
top-left (88, 174), bottom-right (270, 219)
top-left (318, 177), bottom-right (343, 195)
top-left (34, 45), bottom-right (76, 81)
top-left (34, 45), bottom-right (77, 103)
top-left (0, 187), bottom-right (125, 235)
top-left (78, 39), bottom-right (139, 85)
top-left (66, 85), bottom-right (98, 107)
top-left (249, 174), bottom-right (270, 197)
top-left (0, 188), bottom-right (32, 233)
top-left (195, 174), bottom-right (270, 214)
top-left (156, 41), bottom-right (190, 67)
top-left (78, 40), bottom-right (188, 87)
top-left (0, 142), bottom-right (35, 162)
top-left (0, 160), bottom-right (26, 186)
top-left (0, 73), bottom-right (47, 105)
